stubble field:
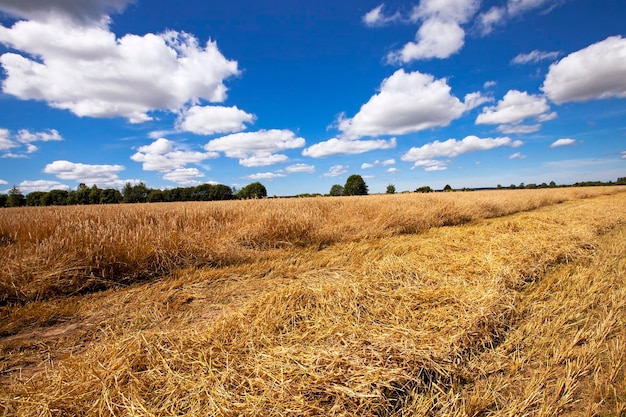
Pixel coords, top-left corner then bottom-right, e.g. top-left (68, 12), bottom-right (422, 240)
top-left (1, 187), bottom-right (625, 416)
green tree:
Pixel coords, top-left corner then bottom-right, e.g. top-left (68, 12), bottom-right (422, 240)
top-left (147, 189), bottom-right (165, 203)
top-left (443, 184), bottom-right (453, 192)
top-left (208, 184), bottom-right (234, 200)
top-left (0, 194), bottom-right (7, 208)
top-left (415, 186), bottom-right (433, 193)
top-left (123, 182), bottom-right (149, 203)
top-left (329, 184), bottom-right (344, 196)
top-left (344, 175), bottom-right (368, 196)
top-left (26, 191), bottom-right (47, 206)
top-left (100, 188), bottom-right (122, 204)
top-left (386, 184), bottom-right (396, 194)
top-left (76, 183), bottom-right (90, 205)
top-left (238, 182), bottom-right (267, 199)
top-left (7, 186), bottom-right (26, 207)
top-left (89, 185), bottom-right (101, 204)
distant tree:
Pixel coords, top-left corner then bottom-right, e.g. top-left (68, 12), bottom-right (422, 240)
top-left (496, 184), bottom-right (502, 189)
top-left (26, 191), bottom-right (47, 206)
top-left (208, 184), bottom-right (234, 200)
top-left (415, 186), bottom-right (433, 193)
top-left (519, 182), bottom-right (525, 189)
top-left (386, 184), bottom-right (396, 194)
top-left (616, 176), bottom-right (626, 185)
top-left (443, 184), bottom-right (453, 192)
top-left (549, 181), bottom-right (557, 188)
top-left (329, 184), bottom-right (344, 196)
top-left (0, 194), bottom-right (7, 208)
top-left (7, 186), bottom-right (26, 207)
top-left (76, 183), bottom-right (91, 205)
top-left (48, 189), bottom-right (68, 205)
top-left (344, 175), bottom-right (368, 196)
top-left (147, 189), bottom-right (165, 203)
top-left (100, 188), bottom-right (122, 204)
top-left (238, 182), bottom-right (267, 199)
top-left (123, 182), bottom-right (149, 203)
top-left (89, 185), bottom-right (101, 204)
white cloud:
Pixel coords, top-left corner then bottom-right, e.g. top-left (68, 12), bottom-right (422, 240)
top-left (361, 159), bottom-right (396, 169)
top-left (131, 138), bottom-right (217, 172)
top-left (402, 135), bottom-right (523, 169)
top-left (162, 168), bottom-right (204, 186)
top-left (204, 129), bottom-right (305, 167)
top-left (17, 180), bottom-right (71, 193)
top-left (246, 172), bottom-right (286, 180)
top-left (542, 36), bottom-right (626, 104)
top-left (512, 50), bottom-right (560, 65)
top-left (0, 128), bottom-right (63, 157)
top-left (387, 167), bottom-right (399, 174)
top-left (323, 165), bottom-right (349, 177)
top-left (621, 151), bottom-right (626, 160)
top-left (337, 70), bottom-right (472, 138)
top-left (302, 137), bottom-right (396, 158)
top-left (0, 179), bottom-right (8, 185)
top-left (43, 160), bottom-right (127, 187)
top-left (285, 163), bottom-right (315, 173)
top-left (476, 90), bottom-right (553, 125)
top-left (477, 6), bottom-right (505, 35)
top-left (389, 18), bottom-right (465, 62)
top-left (550, 138), bottom-right (577, 148)
top-left (388, 0), bottom-right (479, 63)
top-left (362, 4), bottom-right (401, 27)
top-left (411, 159), bottom-right (449, 171)
top-left (497, 124), bottom-right (541, 134)
top-left (177, 105), bottom-right (255, 135)
top-left (463, 92), bottom-right (492, 110)
top-left (509, 152), bottom-right (526, 160)
top-left (0, 19), bottom-right (239, 123)
top-left (478, 0), bottom-right (560, 36)
top-left (0, 0), bottom-right (133, 23)
top-left (484, 80), bottom-right (497, 89)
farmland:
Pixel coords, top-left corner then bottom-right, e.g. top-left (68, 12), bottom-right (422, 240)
top-left (1, 187), bottom-right (625, 416)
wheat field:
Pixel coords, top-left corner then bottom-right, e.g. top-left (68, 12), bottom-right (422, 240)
top-left (1, 187), bottom-right (625, 416)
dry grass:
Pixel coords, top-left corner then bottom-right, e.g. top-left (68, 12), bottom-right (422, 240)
top-left (0, 187), bottom-right (625, 416)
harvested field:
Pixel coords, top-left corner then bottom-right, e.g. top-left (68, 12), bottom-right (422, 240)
top-left (1, 187), bottom-right (625, 416)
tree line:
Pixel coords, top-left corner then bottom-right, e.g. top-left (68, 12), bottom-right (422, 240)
top-left (0, 181), bottom-right (268, 207)
top-left (1, 175), bottom-right (625, 207)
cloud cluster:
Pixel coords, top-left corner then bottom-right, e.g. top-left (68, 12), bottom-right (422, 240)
top-left (362, 4), bottom-right (401, 27)
top-left (550, 138), bottom-right (577, 148)
top-left (323, 165), bottom-right (349, 177)
top-left (386, 0), bottom-right (480, 62)
top-left (131, 138), bottom-right (217, 174)
top-left (478, 0), bottom-right (560, 35)
top-left (245, 164), bottom-right (315, 181)
top-left (476, 90), bottom-right (555, 133)
top-left (0, 0), bottom-right (134, 23)
top-left (43, 160), bottom-right (128, 188)
top-left (512, 50), bottom-right (560, 65)
top-left (337, 69), bottom-right (476, 138)
top-left (17, 179), bottom-right (71, 193)
top-left (542, 36), bottom-right (626, 104)
top-left (302, 137), bottom-right (396, 158)
top-left (0, 128), bottom-right (63, 158)
top-left (204, 130), bottom-right (305, 167)
top-left (177, 105), bottom-right (255, 135)
top-left (361, 159), bottom-right (396, 169)
top-left (402, 135), bottom-right (523, 170)
top-left (0, 19), bottom-right (239, 123)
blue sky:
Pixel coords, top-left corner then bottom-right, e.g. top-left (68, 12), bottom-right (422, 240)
top-left (0, 0), bottom-right (624, 195)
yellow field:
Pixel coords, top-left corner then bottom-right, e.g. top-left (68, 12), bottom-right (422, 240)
top-left (1, 187), bottom-right (625, 416)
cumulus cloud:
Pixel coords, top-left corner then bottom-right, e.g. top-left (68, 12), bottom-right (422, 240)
top-left (43, 160), bottom-right (127, 187)
top-left (285, 163), bottom-right (315, 173)
top-left (177, 105), bottom-right (255, 135)
top-left (0, 0), bottom-right (134, 23)
top-left (550, 138), bottom-right (577, 148)
top-left (509, 152), bottom-right (526, 160)
top-left (204, 129), bottom-right (305, 167)
top-left (131, 138), bottom-right (217, 172)
top-left (478, 0), bottom-right (561, 35)
top-left (0, 19), bottom-right (239, 123)
top-left (323, 165), bottom-right (349, 177)
top-left (0, 179), bottom-right (8, 185)
top-left (542, 36), bottom-right (626, 104)
top-left (497, 124), bottom-right (541, 134)
top-left (337, 70), bottom-right (473, 138)
top-left (387, 0), bottom-right (479, 63)
top-left (362, 4), bottom-right (401, 27)
top-left (361, 159), bottom-right (396, 169)
top-left (402, 135), bottom-right (523, 170)
top-left (476, 90), bottom-right (554, 127)
top-left (387, 167), bottom-right (399, 174)
top-left (246, 172), bottom-right (286, 180)
top-left (162, 168), bottom-right (204, 186)
top-left (512, 50), bottom-right (560, 65)
top-left (302, 137), bottom-right (396, 158)
top-left (0, 128), bottom-right (63, 157)
top-left (17, 180), bottom-right (71, 193)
